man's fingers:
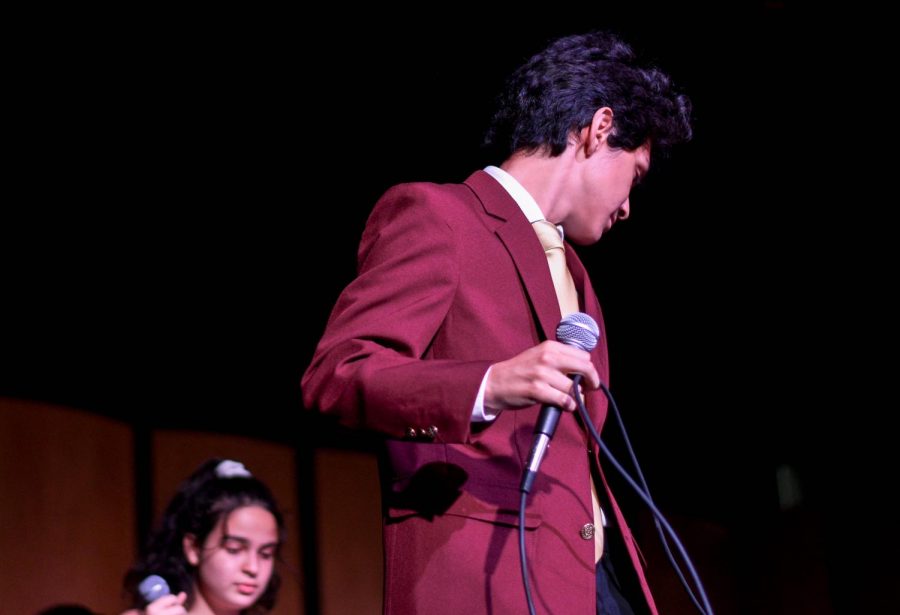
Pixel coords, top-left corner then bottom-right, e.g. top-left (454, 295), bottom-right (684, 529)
top-left (539, 342), bottom-right (600, 389)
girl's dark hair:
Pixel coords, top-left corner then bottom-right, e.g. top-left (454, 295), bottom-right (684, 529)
top-left (123, 458), bottom-right (286, 614)
top-left (484, 30), bottom-right (692, 159)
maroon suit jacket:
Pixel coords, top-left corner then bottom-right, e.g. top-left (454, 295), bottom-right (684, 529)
top-left (303, 171), bottom-right (657, 614)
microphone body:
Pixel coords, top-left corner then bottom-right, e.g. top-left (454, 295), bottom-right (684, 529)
top-left (139, 574), bottom-right (170, 603)
top-left (520, 313), bottom-right (599, 494)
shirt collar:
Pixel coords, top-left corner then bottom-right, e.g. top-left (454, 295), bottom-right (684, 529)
top-left (484, 165), bottom-right (564, 240)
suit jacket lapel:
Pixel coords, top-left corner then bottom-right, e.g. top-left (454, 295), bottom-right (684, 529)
top-left (566, 246), bottom-right (591, 317)
top-left (567, 247), bottom-right (610, 426)
top-left (465, 171), bottom-right (561, 341)
top-left (567, 248), bottom-right (606, 357)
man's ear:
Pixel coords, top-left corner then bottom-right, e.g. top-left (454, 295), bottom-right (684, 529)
top-left (584, 107), bottom-right (614, 155)
top-left (183, 533), bottom-right (201, 566)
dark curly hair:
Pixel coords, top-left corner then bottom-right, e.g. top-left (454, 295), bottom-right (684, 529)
top-left (484, 30), bottom-right (692, 159)
top-left (123, 458), bottom-right (286, 614)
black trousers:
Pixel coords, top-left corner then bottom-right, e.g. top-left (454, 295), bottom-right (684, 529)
top-left (596, 525), bottom-right (649, 615)
top-left (596, 552), bottom-right (636, 615)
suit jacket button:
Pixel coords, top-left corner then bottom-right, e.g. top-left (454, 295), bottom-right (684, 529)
top-left (406, 428), bottom-right (418, 439)
top-left (425, 426), bottom-right (438, 439)
top-left (580, 523), bottom-right (595, 540)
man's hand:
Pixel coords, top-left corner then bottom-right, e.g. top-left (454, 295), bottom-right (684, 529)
top-left (484, 341), bottom-right (600, 413)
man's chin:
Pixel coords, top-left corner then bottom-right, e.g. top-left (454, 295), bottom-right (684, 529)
top-left (566, 229), bottom-right (604, 246)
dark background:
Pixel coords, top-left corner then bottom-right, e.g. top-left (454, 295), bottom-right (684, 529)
top-left (3, 4), bottom-right (893, 613)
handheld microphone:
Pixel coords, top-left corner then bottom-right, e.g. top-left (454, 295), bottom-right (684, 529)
top-left (139, 574), bottom-right (170, 603)
top-left (520, 312), bottom-right (600, 494)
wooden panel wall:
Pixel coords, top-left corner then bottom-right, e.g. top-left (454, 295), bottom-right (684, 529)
top-left (0, 398), bottom-right (135, 615)
top-left (314, 448), bottom-right (382, 615)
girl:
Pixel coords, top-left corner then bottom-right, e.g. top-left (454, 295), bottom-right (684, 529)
top-left (122, 458), bottom-right (285, 615)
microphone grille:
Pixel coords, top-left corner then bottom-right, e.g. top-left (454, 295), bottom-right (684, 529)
top-left (139, 574), bottom-right (170, 602)
top-left (556, 312), bottom-right (600, 352)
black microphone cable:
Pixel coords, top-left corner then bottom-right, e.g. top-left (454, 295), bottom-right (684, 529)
top-left (597, 380), bottom-right (708, 614)
top-left (516, 311), bottom-right (713, 615)
top-left (518, 313), bottom-right (598, 615)
top-left (518, 485), bottom-right (535, 615)
top-left (518, 374), bottom-right (586, 615)
top-left (576, 382), bottom-right (715, 615)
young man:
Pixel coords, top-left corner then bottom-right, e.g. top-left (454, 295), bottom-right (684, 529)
top-left (303, 31), bottom-right (691, 614)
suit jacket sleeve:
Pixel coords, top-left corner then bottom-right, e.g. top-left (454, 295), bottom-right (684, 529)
top-left (301, 183), bottom-right (492, 443)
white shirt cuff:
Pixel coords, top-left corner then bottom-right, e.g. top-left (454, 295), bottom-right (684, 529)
top-left (470, 366), bottom-right (497, 422)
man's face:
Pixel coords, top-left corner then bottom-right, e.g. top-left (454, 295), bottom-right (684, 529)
top-left (563, 141), bottom-right (650, 245)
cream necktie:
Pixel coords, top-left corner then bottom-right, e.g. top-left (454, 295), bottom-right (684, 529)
top-left (531, 220), bottom-right (579, 316)
top-left (532, 219), bottom-right (605, 562)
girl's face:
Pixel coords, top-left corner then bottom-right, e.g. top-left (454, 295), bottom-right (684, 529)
top-left (184, 505), bottom-right (279, 613)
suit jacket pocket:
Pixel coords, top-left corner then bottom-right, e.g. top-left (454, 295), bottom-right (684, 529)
top-left (385, 466), bottom-right (541, 530)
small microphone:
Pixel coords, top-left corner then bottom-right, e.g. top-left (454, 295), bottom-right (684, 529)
top-left (139, 575), bottom-right (170, 603)
top-left (520, 312), bottom-right (600, 494)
